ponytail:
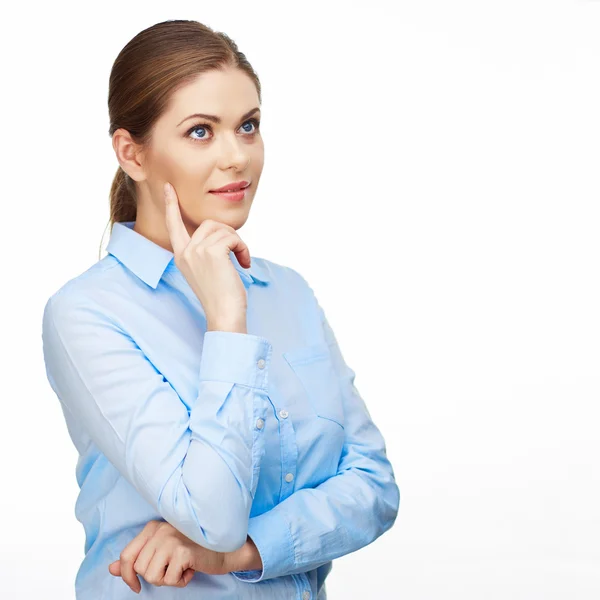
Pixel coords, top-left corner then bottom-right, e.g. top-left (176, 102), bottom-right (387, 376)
top-left (98, 167), bottom-right (137, 260)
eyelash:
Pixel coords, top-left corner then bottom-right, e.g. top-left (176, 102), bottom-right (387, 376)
top-left (186, 118), bottom-right (261, 143)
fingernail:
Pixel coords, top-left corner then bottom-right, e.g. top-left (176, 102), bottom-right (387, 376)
top-left (164, 182), bottom-right (170, 197)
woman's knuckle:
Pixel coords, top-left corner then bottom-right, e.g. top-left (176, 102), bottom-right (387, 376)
top-left (174, 545), bottom-right (188, 560)
top-left (145, 520), bottom-right (160, 532)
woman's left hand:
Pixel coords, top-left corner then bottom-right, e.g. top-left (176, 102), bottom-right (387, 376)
top-left (108, 520), bottom-right (228, 593)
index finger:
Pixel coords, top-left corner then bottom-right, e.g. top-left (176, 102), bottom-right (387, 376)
top-left (118, 529), bottom-right (154, 594)
top-left (164, 182), bottom-right (190, 256)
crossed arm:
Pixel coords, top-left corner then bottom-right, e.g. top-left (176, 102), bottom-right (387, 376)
top-left (44, 275), bottom-right (399, 585)
top-left (115, 294), bottom-right (400, 583)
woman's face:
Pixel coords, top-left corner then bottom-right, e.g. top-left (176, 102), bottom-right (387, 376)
top-left (117, 66), bottom-right (264, 245)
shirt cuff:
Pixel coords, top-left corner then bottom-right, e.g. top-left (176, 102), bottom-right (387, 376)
top-left (198, 331), bottom-right (272, 391)
top-left (230, 507), bottom-right (295, 582)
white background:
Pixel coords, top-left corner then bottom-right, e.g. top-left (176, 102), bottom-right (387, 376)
top-left (1, 0), bottom-right (599, 598)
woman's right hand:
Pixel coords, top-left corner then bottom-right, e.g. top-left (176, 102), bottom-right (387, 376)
top-left (163, 182), bottom-right (250, 333)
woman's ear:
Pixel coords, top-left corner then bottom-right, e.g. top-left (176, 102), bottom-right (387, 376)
top-left (112, 127), bottom-right (147, 182)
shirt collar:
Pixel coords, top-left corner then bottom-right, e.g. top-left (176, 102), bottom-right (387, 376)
top-left (106, 221), bottom-right (270, 290)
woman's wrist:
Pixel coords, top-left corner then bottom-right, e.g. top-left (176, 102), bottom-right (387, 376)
top-left (224, 535), bottom-right (263, 573)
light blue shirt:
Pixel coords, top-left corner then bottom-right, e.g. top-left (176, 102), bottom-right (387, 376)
top-left (41, 220), bottom-right (400, 599)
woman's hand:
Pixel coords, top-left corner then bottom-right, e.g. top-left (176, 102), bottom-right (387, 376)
top-left (108, 520), bottom-right (228, 593)
top-left (163, 181), bottom-right (250, 333)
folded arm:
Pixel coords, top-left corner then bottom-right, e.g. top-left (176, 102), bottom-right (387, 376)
top-left (42, 293), bottom-right (272, 553)
top-left (231, 278), bottom-right (401, 582)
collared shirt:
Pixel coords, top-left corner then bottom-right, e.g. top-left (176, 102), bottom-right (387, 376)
top-left (41, 220), bottom-right (400, 600)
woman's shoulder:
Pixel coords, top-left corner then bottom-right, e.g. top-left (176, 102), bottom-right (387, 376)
top-left (253, 255), bottom-right (309, 285)
top-left (44, 255), bottom-right (126, 330)
top-left (253, 256), bottom-right (319, 311)
top-left (43, 256), bottom-right (123, 322)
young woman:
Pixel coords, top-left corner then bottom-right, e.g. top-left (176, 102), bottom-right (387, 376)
top-left (42, 19), bottom-right (400, 599)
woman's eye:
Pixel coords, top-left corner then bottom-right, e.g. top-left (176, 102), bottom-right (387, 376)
top-left (240, 119), bottom-right (260, 134)
top-left (187, 118), bottom-right (260, 142)
top-left (189, 125), bottom-right (210, 140)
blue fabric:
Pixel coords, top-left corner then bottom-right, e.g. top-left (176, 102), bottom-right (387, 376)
top-left (41, 221), bottom-right (400, 599)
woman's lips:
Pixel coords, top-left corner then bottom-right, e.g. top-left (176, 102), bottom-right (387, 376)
top-left (209, 188), bottom-right (247, 202)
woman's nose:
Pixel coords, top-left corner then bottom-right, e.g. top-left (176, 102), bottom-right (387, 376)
top-left (217, 136), bottom-right (250, 170)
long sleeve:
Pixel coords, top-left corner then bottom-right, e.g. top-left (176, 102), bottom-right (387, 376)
top-left (231, 289), bottom-right (400, 582)
top-left (42, 292), bottom-right (272, 553)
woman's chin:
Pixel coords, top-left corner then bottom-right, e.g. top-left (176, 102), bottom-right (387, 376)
top-left (192, 210), bottom-right (250, 231)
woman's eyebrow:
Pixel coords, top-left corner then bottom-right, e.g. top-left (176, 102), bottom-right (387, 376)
top-left (177, 107), bottom-right (260, 127)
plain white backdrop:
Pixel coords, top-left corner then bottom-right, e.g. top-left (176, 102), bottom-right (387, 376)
top-left (1, 0), bottom-right (599, 598)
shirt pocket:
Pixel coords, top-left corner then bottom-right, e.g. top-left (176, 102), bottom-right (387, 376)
top-left (282, 342), bottom-right (345, 429)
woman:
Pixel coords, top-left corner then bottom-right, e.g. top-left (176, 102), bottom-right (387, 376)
top-left (41, 19), bottom-right (400, 599)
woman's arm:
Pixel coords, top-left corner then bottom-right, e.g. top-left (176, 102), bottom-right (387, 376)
top-left (229, 274), bottom-right (400, 582)
top-left (224, 535), bottom-right (263, 572)
top-left (42, 291), bottom-right (272, 553)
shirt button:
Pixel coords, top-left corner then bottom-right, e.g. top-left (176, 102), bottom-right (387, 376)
top-left (256, 418), bottom-right (265, 429)
top-left (257, 358), bottom-right (266, 369)
top-left (279, 409), bottom-right (289, 419)
top-left (302, 591), bottom-right (310, 600)
top-left (285, 473), bottom-right (294, 483)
